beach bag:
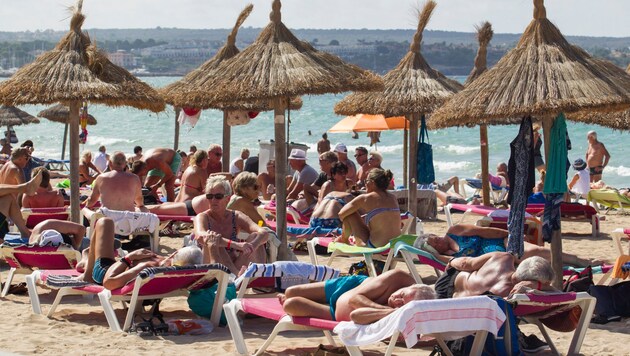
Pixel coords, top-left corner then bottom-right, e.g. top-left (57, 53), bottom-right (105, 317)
top-left (416, 115), bottom-right (435, 185)
top-left (562, 266), bottom-right (594, 293)
top-left (443, 297), bottom-right (523, 356)
top-left (588, 281), bottom-right (630, 320)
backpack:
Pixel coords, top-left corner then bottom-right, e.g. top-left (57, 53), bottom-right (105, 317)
top-left (588, 281), bottom-right (630, 319)
top-left (563, 266), bottom-right (594, 293)
top-left (440, 296), bottom-right (523, 356)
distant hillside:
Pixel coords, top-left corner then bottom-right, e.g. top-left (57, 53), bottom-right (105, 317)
top-left (2, 28), bottom-right (630, 50)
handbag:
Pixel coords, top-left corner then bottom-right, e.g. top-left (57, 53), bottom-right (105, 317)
top-left (417, 115), bottom-right (435, 184)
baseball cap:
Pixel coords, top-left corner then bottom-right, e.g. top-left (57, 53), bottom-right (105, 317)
top-left (39, 229), bottom-right (63, 247)
top-left (333, 143), bottom-right (347, 153)
top-left (288, 148), bottom-right (307, 160)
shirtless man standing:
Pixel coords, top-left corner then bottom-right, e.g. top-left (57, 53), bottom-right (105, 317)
top-left (280, 269), bottom-right (435, 324)
top-left (139, 148), bottom-right (181, 202)
top-left (86, 151), bottom-right (146, 212)
top-left (585, 131), bottom-right (611, 183)
top-left (0, 147), bottom-right (31, 201)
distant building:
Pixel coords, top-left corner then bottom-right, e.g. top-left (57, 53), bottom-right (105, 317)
top-left (317, 44), bottom-right (377, 57)
top-left (107, 50), bottom-right (137, 68)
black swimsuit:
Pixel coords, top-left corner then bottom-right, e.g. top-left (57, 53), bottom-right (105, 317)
top-left (184, 200), bottom-right (196, 216)
top-left (206, 211), bottom-right (238, 245)
top-left (435, 266), bottom-right (461, 299)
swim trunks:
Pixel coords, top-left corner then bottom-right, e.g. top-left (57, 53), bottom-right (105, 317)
top-left (309, 217), bottom-right (342, 229)
top-left (324, 275), bottom-right (369, 320)
top-left (589, 165), bottom-right (604, 176)
top-left (147, 153), bottom-right (182, 178)
top-left (184, 200), bottom-right (196, 216)
top-left (434, 266), bottom-right (460, 299)
top-left (0, 212), bottom-right (8, 240)
top-left (92, 257), bottom-right (116, 285)
top-left (446, 196), bottom-right (467, 205)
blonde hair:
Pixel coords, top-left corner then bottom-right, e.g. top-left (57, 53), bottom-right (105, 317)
top-left (205, 176), bottom-right (232, 195)
top-left (233, 172), bottom-right (258, 196)
top-left (81, 150), bottom-right (92, 162)
top-left (189, 150), bottom-right (208, 166)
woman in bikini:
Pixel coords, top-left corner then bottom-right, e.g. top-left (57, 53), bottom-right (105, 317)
top-left (307, 163), bottom-right (356, 230)
top-left (337, 168), bottom-right (400, 247)
top-left (227, 172), bottom-right (267, 227)
top-left (419, 224), bottom-right (603, 267)
top-left (193, 176), bottom-right (270, 275)
top-left (175, 150), bottom-right (209, 202)
top-left (79, 150), bottom-right (101, 187)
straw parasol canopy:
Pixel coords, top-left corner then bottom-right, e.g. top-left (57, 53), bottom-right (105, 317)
top-left (431, 0), bottom-right (630, 128)
top-left (0, 0), bottom-right (165, 223)
top-left (0, 105), bottom-right (40, 127)
top-left (191, 0), bottom-right (383, 259)
top-left (334, 1), bottom-right (462, 221)
top-left (38, 104), bottom-right (97, 125)
top-left (334, 1), bottom-right (463, 117)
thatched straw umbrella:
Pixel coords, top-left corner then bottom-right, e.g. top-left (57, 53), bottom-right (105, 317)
top-left (0, 1), bottom-right (165, 222)
top-left (431, 0), bottom-right (630, 288)
top-left (38, 104), bottom-right (98, 160)
top-left (160, 5), bottom-right (302, 170)
top-left (334, 1), bottom-right (463, 224)
top-left (190, 0), bottom-right (383, 259)
top-left (0, 106), bottom-right (40, 142)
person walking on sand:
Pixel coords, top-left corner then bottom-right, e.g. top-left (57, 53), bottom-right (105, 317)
top-left (317, 133), bottom-right (331, 154)
top-left (585, 131), bottom-right (610, 183)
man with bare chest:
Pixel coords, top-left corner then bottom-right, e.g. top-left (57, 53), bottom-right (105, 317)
top-left (585, 131), bottom-right (610, 183)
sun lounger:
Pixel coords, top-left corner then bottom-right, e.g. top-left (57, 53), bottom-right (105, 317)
top-left (44, 159), bottom-right (70, 171)
top-left (224, 261), bottom-right (344, 356)
top-left (82, 207), bottom-right (160, 252)
top-left (509, 291), bottom-right (596, 355)
top-left (587, 189), bottom-right (630, 214)
top-left (527, 202), bottom-right (600, 238)
top-left (444, 203), bottom-right (499, 227)
top-left (27, 264), bottom-right (231, 331)
top-left (0, 242), bottom-right (80, 297)
top-left (307, 234), bottom-right (418, 277)
top-left (334, 296), bottom-right (507, 356)
top-left (459, 178), bottom-right (509, 204)
top-left (20, 207), bottom-right (71, 229)
top-left (390, 241), bottom-right (447, 283)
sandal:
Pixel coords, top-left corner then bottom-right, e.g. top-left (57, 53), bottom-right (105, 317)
top-left (3, 282), bottom-right (28, 295)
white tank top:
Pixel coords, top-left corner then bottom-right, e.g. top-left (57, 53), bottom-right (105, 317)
top-left (93, 152), bottom-right (108, 172)
top-left (573, 170), bottom-right (590, 195)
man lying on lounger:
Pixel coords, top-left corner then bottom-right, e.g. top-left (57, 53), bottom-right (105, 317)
top-left (279, 269), bottom-right (435, 324)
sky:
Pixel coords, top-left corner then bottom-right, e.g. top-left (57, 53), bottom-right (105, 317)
top-left (0, 0), bottom-right (629, 37)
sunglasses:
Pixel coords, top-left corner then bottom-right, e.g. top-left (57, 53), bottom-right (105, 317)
top-left (212, 152), bottom-right (223, 157)
top-left (205, 193), bottom-right (226, 200)
top-left (354, 153), bottom-right (366, 157)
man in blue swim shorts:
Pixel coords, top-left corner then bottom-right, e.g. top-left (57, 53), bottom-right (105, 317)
top-left (135, 148), bottom-right (181, 202)
top-left (279, 269), bottom-right (435, 324)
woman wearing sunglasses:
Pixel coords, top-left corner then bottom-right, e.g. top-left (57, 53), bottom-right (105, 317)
top-left (227, 172), bottom-right (268, 227)
top-left (194, 176), bottom-right (270, 275)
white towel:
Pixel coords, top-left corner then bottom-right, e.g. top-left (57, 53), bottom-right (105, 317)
top-left (334, 296), bottom-right (506, 348)
top-left (98, 207), bottom-right (159, 236)
top-left (235, 262), bottom-right (340, 288)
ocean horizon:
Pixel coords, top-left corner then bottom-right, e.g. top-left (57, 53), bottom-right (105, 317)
top-left (3, 76), bottom-right (629, 189)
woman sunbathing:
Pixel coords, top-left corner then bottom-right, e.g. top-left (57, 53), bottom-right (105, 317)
top-left (337, 168), bottom-right (400, 247)
top-left (419, 224), bottom-right (603, 267)
top-left (309, 191), bottom-right (356, 230)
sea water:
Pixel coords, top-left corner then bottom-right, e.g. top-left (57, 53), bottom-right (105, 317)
top-left (4, 76), bottom-right (629, 188)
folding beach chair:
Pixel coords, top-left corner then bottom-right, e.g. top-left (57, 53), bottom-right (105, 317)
top-left (0, 242), bottom-right (80, 297)
top-left (223, 261), bottom-right (347, 356)
top-left (459, 178), bottom-right (508, 204)
top-left (476, 214), bottom-right (543, 246)
top-left (44, 159), bottom-right (70, 171)
top-left (611, 228), bottom-right (630, 257)
top-left (508, 292), bottom-right (596, 355)
top-left (444, 203), bottom-right (499, 227)
top-left (390, 241), bottom-right (447, 283)
top-left (82, 207), bottom-right (160, 252)
top-left (307, 234), bottom-right (419, 277)
top-left (527, 202), bottom-right (601, 238)
top-left (21, 207), bottom-right (71, 229)
top-left (333, 296), bottom-right (507, 356)
top-left (27, 264), bottom-right (231, 332)
top-left (587, 189), bottom-right (630, 214)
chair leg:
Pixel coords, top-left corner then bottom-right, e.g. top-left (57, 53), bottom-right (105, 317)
top-left (47, 287), bottom-right (74, 317)
top-left (383, 330), bottom-right (399, 356)
top-left (253, 316), bottom-right (296, 356)
top-left (569, 297), bottom-right (596, 355)
top-left (534, 320), bottom-right (559, 355)
top-left (122, 297), bottom-right (141, 332)
top-left (0, 268), bottom-right (16, 297)
top-left (223, 300), bottom-right (248, 355)
top-left (307, 239), bottom-right (319, 266)
top-left (364, 254), bottom-right (377, 277)
top-left (345, 345), bottom-right (363, 356)
top-left (25, 271), bottom-right (42, 314)
top-left (401, 251), bottom-right (423, 283)
top-left (98, 289), bottom-right (122, 332)
top-left (468, 330), bottom-right (488, 356)
top-left (323, 330), bottom-right (337, 347)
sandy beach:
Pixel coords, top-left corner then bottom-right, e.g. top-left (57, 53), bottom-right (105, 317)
top-left (1, 207), bottom-right (629, 356)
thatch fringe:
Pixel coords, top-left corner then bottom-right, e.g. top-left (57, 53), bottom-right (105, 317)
top-left (182, 0), bottom-right (383, 106)
top-left (465, 22), bottom-right (493, 86)
top-left (430, 0), bottom-right (630, 128)
top-left (38, 104), bottom-right (97, 125)
top-left (0, 106), bottom-right (40, 126)
top-left (161, 4), bottom-right (302, 111)
top-left (334, 1), bottom-right (461, 117)
top-left (0, 1), bottom-right (164, 113)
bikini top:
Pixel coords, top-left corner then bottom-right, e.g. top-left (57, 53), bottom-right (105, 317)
top-left (324, 194), bottom-right (353, 208)
top-left (363, 207), bottom-right (400, 225)
top-left (206, 211), bottom-right (238, 241)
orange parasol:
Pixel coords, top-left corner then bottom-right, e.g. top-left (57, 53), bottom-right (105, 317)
top-left (328, 114), bottom-right (407, 132)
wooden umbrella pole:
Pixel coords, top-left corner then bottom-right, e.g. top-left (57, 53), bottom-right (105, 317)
top-left (408, 113), bottom-right (419, 231)
top-left (480, 124), bottom-right (491, 206)
top-left (68, 102), bottom-right (81, 223)
top-left (173, 107), bottom-right (180, 151)
top-left (542, 117), bottom-right (563, 289)
top-left (61, 123), bottom-right (68, 160)
top-left (274, 99), bottom-right (289, 260)
top-left (222, 111), bottom-right (231, 172)
top-left (403, 125), bottom-right (408, 188)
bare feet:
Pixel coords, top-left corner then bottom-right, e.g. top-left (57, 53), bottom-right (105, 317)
top-left (277, 293), bottom-right (286, 305)
top-left (76, 248), bottom-right (89, 273)
top-left (238, 265), bottom-right (248, 277)
top-left (25, 171), bottom-right (43, 196)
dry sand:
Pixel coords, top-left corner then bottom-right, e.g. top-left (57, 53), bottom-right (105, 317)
top-left (1, 209), bottom-right (629, 355)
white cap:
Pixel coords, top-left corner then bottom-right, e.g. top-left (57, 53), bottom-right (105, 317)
top-left (333, 143), bottom-right (348, 153)
top-left (39, 229), bottom-right (63, 247)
